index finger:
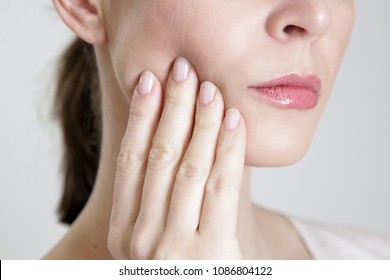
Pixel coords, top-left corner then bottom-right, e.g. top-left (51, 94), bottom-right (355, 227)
top-left (108, 71), bottom-right (162, 258)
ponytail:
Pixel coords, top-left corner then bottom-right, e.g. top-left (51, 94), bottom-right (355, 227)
top-left (54, 38), bottom-right (101, 225)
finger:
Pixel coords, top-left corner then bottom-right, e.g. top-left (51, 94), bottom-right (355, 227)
top-left (108, 71), bottom-right (162, 259)
top-left (164, 82), bottom-right (224, 237)
top-left (132, 57), bottom-right (199, 258)
top-left (198, 108), bottom-right (246, 240)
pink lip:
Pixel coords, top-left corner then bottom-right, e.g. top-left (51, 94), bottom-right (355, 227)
top-left (248, 74), bottom-right (322, 109)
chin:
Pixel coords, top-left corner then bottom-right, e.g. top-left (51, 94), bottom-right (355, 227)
top-left (244, 130), bottom-right (312, 167)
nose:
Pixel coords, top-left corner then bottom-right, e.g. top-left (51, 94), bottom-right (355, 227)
top-left (265, 0), bottom-right (331, 42)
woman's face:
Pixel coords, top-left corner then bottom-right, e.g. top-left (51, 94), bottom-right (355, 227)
top-left (102, 0), bottom-right (355, 166)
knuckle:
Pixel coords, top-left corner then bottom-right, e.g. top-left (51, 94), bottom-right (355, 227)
top-left (117, 147), bottom-right (144, 166)
top-left (206, 176), bottom-right (236, 195)
top-left (148, 142), bottom-right (177, 165)
top-left (129, 103), bottom-right (148, 119)
top-left (218, 141), bottom-right (239, 156)
top-left (165, 93), bottom-right (186, 106)
top-left (195, 116), bottom-right (218, 129)
top-left (177, 160), bottom-right (203, 181)
top-left (109, 213), bottom-right (124, 229)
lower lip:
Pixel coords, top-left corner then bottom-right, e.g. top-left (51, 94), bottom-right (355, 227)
top-left (248, 86), bottom-right (318, 109)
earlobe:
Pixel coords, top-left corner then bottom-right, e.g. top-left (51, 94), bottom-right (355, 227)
top-left (53, 0), bottom-right (107, 45)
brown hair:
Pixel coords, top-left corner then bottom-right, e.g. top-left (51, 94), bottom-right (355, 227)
top-left (54, 38), bottom-right (102, 225)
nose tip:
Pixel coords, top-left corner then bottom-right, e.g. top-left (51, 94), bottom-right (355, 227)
top-left (266, 1), bottom-right (331, 42)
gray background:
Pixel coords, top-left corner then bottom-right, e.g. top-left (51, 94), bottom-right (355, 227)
top-left (1, 1), bottom-right (389, 259)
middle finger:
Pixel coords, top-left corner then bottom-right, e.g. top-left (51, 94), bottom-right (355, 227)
top-left (132, 57), bottom-right (198, 257)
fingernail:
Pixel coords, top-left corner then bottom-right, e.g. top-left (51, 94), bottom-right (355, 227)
top-left (172, 57), bottom-right (190, 83)
top-left (200, 81), bottom-right (216, 105)
top-left (138, 71), bottom-right (155, 95)
top-left (224, 108), bottom-right (240, 130)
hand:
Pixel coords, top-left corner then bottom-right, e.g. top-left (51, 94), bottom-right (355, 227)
top-left (107, 57), bottom-right (247, 259)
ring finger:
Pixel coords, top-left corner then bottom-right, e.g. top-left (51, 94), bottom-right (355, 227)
top-left (165, 81), bottom-right (224, 237)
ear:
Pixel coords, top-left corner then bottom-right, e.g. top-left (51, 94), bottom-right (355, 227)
top-left (53, 0), bottom-right (107, 45)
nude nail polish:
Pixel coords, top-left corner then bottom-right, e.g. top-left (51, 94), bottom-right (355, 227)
top-left (200, 81), bottom-right (216, 105)
top-left (224, 108), bottom-right (240, 130)
top-left (138, 71), bottom-right (155, 95)
top-left (172, 57), bottom-right (190, 82)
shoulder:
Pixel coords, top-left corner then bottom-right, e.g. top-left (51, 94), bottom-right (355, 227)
top-left (288, 216), bottom-right (390, 259)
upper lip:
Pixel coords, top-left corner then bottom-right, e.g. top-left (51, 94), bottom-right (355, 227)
top-left (249, 73), bottom-right (322, 93)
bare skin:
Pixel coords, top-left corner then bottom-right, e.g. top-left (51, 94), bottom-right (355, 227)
top-left (44, 58), bottom-right (311, 260)
top-left (44, 0), bottom-right (354, 259)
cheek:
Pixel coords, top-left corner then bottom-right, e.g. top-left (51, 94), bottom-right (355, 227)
top-left (179, 13), bottom-right (255, 85)
top-left (105, 1), bottom-right (255, 100)
top-left (105, 5), bottom-right (185, 100)
top-left (108, 32), bottom-right (177, 101)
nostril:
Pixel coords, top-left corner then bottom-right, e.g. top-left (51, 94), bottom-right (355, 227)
top-left (283, 25), bottom-right (306, 36)
top-left (266, 2), bottom-right (331, 42)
